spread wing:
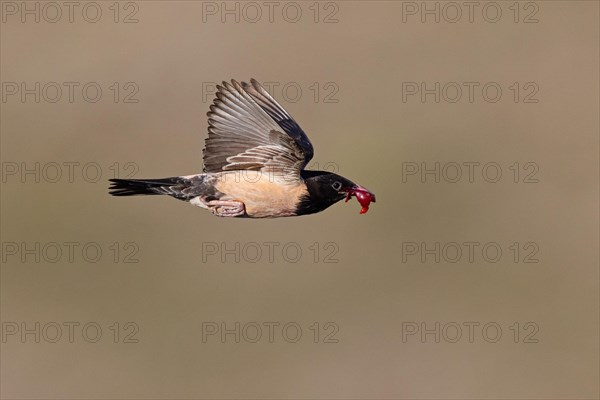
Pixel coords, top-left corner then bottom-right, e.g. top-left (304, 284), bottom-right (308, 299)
top-left (202, 79), bottom-right (314, 181)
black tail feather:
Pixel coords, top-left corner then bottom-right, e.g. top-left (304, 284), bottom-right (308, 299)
top-left (108, 178), bottom-right (181, 196)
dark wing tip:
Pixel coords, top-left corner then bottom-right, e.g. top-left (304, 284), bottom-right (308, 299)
top-left (250, 78), bottom-right (262, 91)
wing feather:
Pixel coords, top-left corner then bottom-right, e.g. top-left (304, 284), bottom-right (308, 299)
top-left (202, 79), bottom-right (314, 181)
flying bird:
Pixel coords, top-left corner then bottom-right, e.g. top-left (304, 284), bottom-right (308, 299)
top-left (109, 79), bottom-right (375, 218)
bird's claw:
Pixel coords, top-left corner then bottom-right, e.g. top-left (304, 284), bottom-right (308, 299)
top-left (207, 200), bottom-right (246, 217)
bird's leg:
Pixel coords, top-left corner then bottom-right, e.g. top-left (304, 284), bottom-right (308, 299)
top-left (207, 200), bottom-right (246, 217)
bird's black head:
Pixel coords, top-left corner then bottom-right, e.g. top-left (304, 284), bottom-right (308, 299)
top-left (296, 171), bottom-right (376, 216)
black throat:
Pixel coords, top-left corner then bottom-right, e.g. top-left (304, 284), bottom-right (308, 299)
top-left (295, 171), bottom-right (346, 216)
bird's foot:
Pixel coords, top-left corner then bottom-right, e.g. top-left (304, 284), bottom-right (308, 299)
top-left (207, 200), bottom-right (246, 217)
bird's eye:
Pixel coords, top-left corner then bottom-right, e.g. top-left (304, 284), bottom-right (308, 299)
top-left (332, 181), bottom-right (342, 191)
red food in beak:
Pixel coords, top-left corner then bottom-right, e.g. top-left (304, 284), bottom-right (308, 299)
top-left (344, 185), bottom-right (376, 214)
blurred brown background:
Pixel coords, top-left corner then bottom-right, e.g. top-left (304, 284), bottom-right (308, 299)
top-left (1, 1), bottom-right (598, 399)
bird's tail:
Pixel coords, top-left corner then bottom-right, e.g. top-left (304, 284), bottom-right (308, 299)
top-left (108, 177), bottom-right (182, 197)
